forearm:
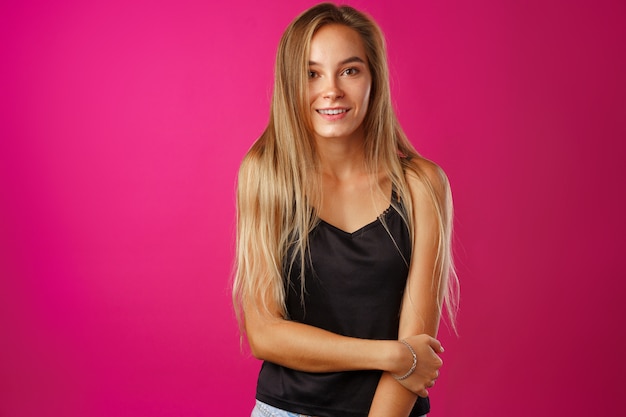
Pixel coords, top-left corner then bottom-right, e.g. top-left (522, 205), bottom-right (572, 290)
top-left (246, 314), bottom-right (403, 373)
top-left (368, 372), bottom-right (417, 417)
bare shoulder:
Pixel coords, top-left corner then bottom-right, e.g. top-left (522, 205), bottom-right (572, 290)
top-left (404, 156), bottom-right (450, 202)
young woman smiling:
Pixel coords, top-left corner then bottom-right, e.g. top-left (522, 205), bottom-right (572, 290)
top-left (233, 4), bottom-right (458, 417)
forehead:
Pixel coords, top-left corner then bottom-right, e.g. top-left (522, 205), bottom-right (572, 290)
top-left (309, 24), bottom-right (368, 64)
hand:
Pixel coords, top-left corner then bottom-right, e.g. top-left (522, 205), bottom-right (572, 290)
top-left (393, 334), bottom-right (443, 397)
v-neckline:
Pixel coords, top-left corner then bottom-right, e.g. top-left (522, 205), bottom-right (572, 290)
top-left (317, 205), bottom-right (393, 237)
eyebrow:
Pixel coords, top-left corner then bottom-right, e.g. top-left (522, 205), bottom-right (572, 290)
top-left (308, 56), bottom-right (366, 66)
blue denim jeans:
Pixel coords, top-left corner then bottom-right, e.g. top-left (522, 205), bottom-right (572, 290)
top-left (250, 400), bottom-right (314, 417)
top-left (250, 399), bottom-right (426, 417)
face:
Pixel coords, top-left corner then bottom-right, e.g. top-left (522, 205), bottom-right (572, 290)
top-left (308, 24), bottom-right (372, 144)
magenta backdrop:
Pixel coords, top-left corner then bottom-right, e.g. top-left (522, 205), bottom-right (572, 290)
top-left (1, 1), bottom-right (625, 416)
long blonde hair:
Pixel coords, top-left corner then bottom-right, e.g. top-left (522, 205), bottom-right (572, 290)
top-left (233, 3), bottom-right (458, 332)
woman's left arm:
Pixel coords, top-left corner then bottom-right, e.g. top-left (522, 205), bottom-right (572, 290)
top-left (368, 159), bottom-right (452, 417)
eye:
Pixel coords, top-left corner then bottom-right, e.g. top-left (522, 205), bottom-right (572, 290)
top-left (342, 67), bottom-right (359, 76)
top-left (308, 70), bottom-right (318, 79)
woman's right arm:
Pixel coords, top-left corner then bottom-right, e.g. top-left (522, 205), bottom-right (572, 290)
top-left (244, 300), bottom-right (403, 373)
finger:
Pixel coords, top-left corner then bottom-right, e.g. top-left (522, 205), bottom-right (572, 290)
top-left (429, 338), bottom-right (444, 353)
top-left (426, 351), bottom-right (443, 369)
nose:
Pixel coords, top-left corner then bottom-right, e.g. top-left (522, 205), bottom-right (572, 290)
top-left (323, 77), bottom-right (344, 101)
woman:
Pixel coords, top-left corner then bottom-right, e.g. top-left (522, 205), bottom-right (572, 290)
top-left (233, 3), bottom-right (458, 416)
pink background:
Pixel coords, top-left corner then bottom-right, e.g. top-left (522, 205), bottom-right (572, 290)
top-left (1, 0), bottom-right (625, 416)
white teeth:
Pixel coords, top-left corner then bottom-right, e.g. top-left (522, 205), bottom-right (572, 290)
top-left (317, 109), bottom-right (347, 115)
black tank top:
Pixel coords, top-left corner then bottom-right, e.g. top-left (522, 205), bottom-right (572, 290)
top-left (256, 196), bottom-right (430, 417)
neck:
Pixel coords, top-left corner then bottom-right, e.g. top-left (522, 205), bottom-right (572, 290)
top-left (314, 133), bottom-right (368, 181)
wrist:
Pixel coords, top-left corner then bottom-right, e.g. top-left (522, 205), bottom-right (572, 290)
top-left (392, 339), bottom-right (417, 380)
top-left (379, 339), bottom-right (410, 375)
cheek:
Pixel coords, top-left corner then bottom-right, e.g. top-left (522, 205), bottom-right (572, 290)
top-left (308, 83), bottom-right (317, 105)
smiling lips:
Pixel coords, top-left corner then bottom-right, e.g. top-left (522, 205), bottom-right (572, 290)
top-left (316, 108), bottom-right (350, 120)
top-left (317, 108), bottom-right (348, 115)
